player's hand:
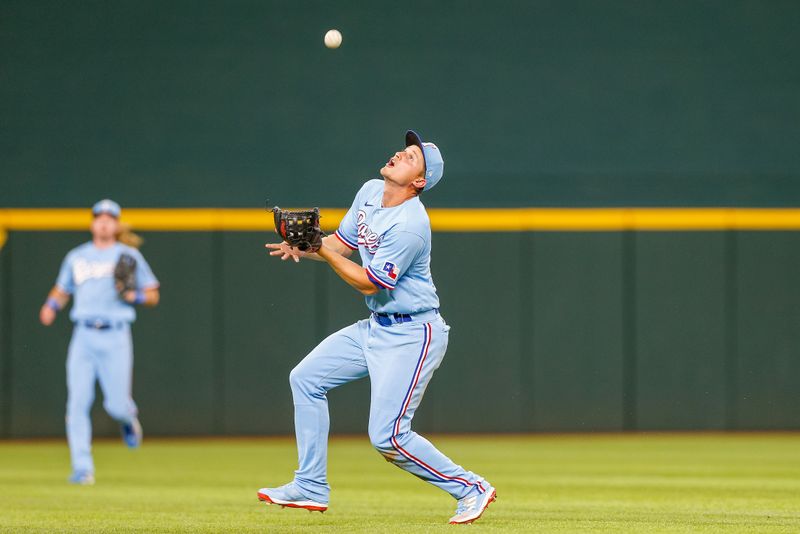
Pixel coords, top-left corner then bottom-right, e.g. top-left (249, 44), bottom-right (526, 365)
top-left (265, 242), bottom-right (303, 263)
top-left (122, 290), bottom-right (137, 304)
top-left (39, 305), bottom-right (56, 326)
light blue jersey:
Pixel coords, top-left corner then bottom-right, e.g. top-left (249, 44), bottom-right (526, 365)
top-left (334, 179), bottom-right (439, 314)
top-left (264, 136), bottom-right (494, 513)
top-left (55, 240), bottom-right (157, 476)
top-left (283, 181), bottom-right (489, 505)
top-left (56, 242), bottom-right (159, 323)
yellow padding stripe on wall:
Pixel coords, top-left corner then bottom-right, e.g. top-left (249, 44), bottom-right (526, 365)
top-left (3, 208), bottom-right (800, 232)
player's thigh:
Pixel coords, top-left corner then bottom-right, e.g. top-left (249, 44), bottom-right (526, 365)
top-left (367, 320), bottom-right (449, 434)
top-left (95, 328), bottom-right (134, 404)
top-left (66, 329), bottom-right (98, 408)
top-left (290, 321), bottom-right (368, 393)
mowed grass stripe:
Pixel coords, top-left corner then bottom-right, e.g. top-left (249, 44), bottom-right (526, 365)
top-left (0, 434), bottom-right (798, 533)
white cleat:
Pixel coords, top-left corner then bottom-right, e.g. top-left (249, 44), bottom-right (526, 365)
top-left (68, 471), bottom-right (95, 486)
top-left (257, 482), bottom-right (328, 513)
top-left (449, 485), bottom-right (496, 525)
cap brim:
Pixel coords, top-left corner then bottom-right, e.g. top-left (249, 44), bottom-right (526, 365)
top-left (92, 210), bottom-right (119, 218)
top-left (405, 130), bottom-right (427, 173)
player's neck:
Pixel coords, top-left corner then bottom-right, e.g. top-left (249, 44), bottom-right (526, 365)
top-left (92, 237), bottom-right (116, 249)
top-left (381, 181), bottom-right (416, 208)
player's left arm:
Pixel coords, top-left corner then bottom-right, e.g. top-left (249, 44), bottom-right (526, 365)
top-left (317, 242), bottom-right (378, 295)
top-left (123, 286), bottom-right (159, 307)
top-left (318, 229), bottom-right (424, 295)
top-left (122, 250), bottom-right (160, 307)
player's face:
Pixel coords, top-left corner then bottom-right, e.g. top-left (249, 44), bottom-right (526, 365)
top-left (91, 213), bottom-right (119, 240)
top-left (380, 145), bottom-right (426, 188)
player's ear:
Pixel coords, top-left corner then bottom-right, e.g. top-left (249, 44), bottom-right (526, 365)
top-left (412, 175), bottom-right (427, 190)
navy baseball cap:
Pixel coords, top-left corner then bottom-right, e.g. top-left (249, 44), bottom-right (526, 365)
top-left (405, 130), bottom-right (444, 191)
top-left (92, 199), bottom-right (121, 218)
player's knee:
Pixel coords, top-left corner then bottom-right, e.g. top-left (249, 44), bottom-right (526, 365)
top-left (368, 430), bottom-right (397, 459)
top-left (66, 394), bottom-right (93, 415)
top-left (103, 398), bottom-right (130, 421)
top-left (289, 363), bottom-right (314, 396)
top-left (288, 365), bottom-right (303, 391)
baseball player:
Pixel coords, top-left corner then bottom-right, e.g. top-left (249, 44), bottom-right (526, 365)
top-left (262, 131), bottom-right (496, 524)
top-left (39, 200), bottom-right (160, 485)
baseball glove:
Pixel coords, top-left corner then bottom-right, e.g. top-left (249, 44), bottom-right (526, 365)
top-left (272, 206), bottom-right (325, 252)
top-left (114, 253), bottom-right (137, 298)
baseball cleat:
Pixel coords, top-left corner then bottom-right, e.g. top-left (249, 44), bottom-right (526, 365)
top-left (448, 484), bottom-right (496, 525)
top-left (68, 470), bottom-right (95, 486)
top-left (121, 417), bottom-right (143, 449)
top-left (257, 482), bottom-right (328, 512)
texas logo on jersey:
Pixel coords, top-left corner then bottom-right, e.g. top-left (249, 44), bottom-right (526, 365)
top-left (382, 261), bottom-right (399, 280)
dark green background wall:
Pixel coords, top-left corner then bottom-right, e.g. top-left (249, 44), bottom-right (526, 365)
top-left (2, 2), bottom-right (799, 436)
top-left (1, 230), bottom-right (799, 438)
top-left (2, 0), bottom-right (800, 208)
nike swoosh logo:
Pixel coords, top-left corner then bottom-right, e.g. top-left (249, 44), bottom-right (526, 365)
top-left (365, 202), bottom-right (374, 207)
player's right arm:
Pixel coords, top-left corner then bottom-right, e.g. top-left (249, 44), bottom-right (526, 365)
top-left (41, 252), bottom-right (75, 326)
top-left (39, 286), bottom-right (70, 326)
top-left (266, 234), bottom-right (352, 263)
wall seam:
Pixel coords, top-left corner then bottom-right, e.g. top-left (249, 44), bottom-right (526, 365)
top-left (0, 236), bottom-right (11, 437)
top-left (622, 231), bottom-right (637, 430)
top-left (724, 231), bottom-right (739, 429)
top-left (520, 233), bottom-right (534, 430)
top-left (212, 232), bottom-right (225, 433)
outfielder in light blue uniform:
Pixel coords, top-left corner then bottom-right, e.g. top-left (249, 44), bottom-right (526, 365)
top-left (262, 131), bottom-right (496, 525)
top-left (39, 200), bottom-right (160, 485)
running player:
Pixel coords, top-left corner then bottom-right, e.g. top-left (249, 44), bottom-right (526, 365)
top-left (261, 130), bottom-right (496, 524)
top-left (39, 199), bottom-right (160, 485)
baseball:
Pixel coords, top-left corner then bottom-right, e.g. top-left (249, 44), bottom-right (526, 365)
top-left (324, 29), bottom-right (342, 49)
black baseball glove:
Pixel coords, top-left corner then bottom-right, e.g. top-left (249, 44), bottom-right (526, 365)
top-left (272, 206), bottom-right (325, 253)
top-left (114, 253), bottom-right (137, 298)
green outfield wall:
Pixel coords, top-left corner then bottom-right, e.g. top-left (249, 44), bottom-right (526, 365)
top-left (1, 229), bottom-right (799, 438)
top-left (2, 1), bottom-right (800, 437)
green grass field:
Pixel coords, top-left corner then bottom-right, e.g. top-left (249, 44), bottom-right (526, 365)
top-left (0, 433), bottom-right (798, 533)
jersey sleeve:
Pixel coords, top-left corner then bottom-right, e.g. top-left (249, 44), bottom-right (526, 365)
top-left (55, 253), bottom-right (75, 294)
top-left (333, 191), bottom-right (361, 251)
top-left (365, 230), bottom-right (424, 290)
top-left (334, 206), bottom-right (359, 251)
top-left (334, 180), bottom-right (378, 251)
top-left (131, 250), bottom-right (159, 289)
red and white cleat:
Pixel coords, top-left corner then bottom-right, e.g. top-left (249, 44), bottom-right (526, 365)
top-left (448, 486), bottom-right (496, 525)
top-left (257, 483), bottom-right (328, 513)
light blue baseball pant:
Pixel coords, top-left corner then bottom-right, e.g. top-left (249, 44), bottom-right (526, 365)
top-left (66, 323), bottom-right (137, 473)
top-left (288, 313), bottom-right (489, 503)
